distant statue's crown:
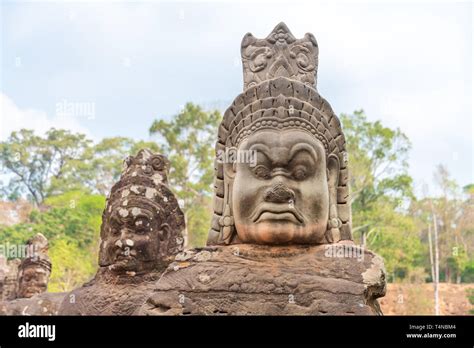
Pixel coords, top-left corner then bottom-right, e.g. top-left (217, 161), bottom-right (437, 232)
top-left (241, 22), bottom-right (319, 90)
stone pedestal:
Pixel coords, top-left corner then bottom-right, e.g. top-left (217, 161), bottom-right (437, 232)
top-left (59, 270), bottom-right (162, 315)
top-left (139, 242), bottom-right (386, 315)
top-left (0, 292), bottom-right (65, 315)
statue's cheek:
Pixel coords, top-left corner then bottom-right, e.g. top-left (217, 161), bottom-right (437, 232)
top-left (134, 237), bottom-right (159, 260)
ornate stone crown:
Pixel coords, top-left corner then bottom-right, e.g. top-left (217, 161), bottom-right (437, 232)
top-left (21, 233), bottom-right (51, 272)
top-left (20, 257), bottom-right (52, 273)
top-left (241, 22), bottom-right (319, 90)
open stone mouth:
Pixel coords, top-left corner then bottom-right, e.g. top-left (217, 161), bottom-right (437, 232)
top-left (252, 206), bottom-right (304, 224)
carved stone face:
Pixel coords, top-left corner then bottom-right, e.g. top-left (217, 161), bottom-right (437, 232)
top-left (231, 129), bottom-right (331, 244)
top-left (18, 266), bottom-right (49, 298)
top-left (99, 198), bottom-right (169, 274)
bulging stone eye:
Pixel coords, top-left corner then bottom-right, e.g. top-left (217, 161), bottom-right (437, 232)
top-left (134, 217), bottom-right (150, 234)
top-left (143, 165), bottom-right (153, 175)
top-left (293, 166), bottom-right (307, 180)
top-left (253, 165), bottom-right (271, 179)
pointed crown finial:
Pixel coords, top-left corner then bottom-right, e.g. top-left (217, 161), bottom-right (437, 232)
top-left (241, 22), bottom-right (319, 90)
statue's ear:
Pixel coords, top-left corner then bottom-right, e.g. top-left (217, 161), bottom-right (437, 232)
top-left (158, 223), bottom-right (170, 242)
top-left (222, 147), bottom-right (237, 179)
top-left (326, 154), bottom-right (341, 243)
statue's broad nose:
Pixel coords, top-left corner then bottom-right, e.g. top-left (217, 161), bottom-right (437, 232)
top-left (115, 230), bottom-right (135, 249)
top-left (263, 183), bottom-right (295, 203)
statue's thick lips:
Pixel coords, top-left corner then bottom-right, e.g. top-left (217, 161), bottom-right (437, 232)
top-left (115, 252), bottom-right (135, 261)
top-left (252, 205), bottom-right (304, 224)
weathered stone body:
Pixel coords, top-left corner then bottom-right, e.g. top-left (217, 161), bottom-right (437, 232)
top-left (0, 292), bottom-right (65, 315)
top-left (140, 243), bottom-right (385, 315)
top-left (59, 269), bottom-right (159, 315)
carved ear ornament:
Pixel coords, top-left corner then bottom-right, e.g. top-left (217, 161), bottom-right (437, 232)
top-left (326, 204), bottom-right (342, 243)
top-left (219, 203), bottom-right (234, 245)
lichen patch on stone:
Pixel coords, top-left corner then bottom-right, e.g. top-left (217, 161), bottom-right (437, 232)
top-left (145, 188), bottom-right (157, 199)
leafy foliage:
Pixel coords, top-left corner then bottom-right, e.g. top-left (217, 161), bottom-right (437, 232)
top-left (83, 137), bottom-right (160, 195)
top-left (341, 110), bottom-right (423, 279)
top-left (0, 129), bottom-right (91, 205)
top-left (0, 191), bottom-right (105, 292)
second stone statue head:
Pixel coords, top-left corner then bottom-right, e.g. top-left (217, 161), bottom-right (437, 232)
top-left (99, 149), bottom-right (185, 275)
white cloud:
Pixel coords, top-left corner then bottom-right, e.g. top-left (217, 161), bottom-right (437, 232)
top-left (0, 92), bottom-right (93, 141)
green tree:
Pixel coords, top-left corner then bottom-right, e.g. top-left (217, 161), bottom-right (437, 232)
top-left (341, 110), bottom-right (422, 280)
top-left (341, 110), bottom-right (413, 215)
top-left (0, 129), bottom-right (162, 201)
top-left (431, 165), bottom-right (471, 283)
top-left (459, 184), bottom-right (474, 279)
top-left (411, 174), bottom-right (474, 285)
top-left (83, 137), bottom-right (160, 195)
top-left (149, 102), bottom-right (221, 247)
top-left (0, 129), bottom-right (91, 205)
top-left (0, 190), bottom-right (105, 291)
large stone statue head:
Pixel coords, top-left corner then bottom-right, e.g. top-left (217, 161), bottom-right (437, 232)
top-left (17, 233), bottom-right (51, 298)
top-left (99, 149), bottom-right (185, 275)
top-left (208, 23), bottom-right (351, 245)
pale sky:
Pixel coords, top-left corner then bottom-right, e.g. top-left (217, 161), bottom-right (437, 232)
top-left (0, 0), bottom-right (472, 195)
